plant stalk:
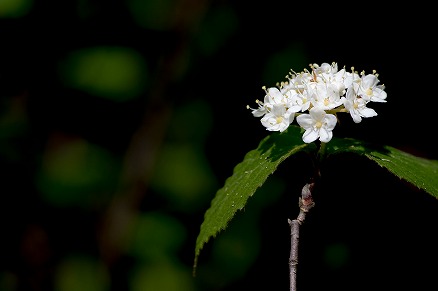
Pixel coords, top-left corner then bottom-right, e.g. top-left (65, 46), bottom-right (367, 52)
top-left (288, 182), bottom-right (315, 291)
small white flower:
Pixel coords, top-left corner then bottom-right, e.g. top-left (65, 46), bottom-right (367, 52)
top-left (284, 73), bottom-right (313, 112)
top-left (312, 62), bottom-right (338, 76)
top-left (308, 82), bottom-right (343, 110)
top-left (265, 87), bottom-right (287, 104)
top-left (247, 86), bottom-right (283, 117)
top-left (333, 68), bottom-right (358, 95)
top-left (261, 104), bottom-right (295, 132)
top-left (284, 90), bottom-right (307, 112)
top-left (296, 107), bottom-right (337, 143)
top-left (356, 73), bottom-right (387, 102)
top-left (342, 86), bottom-right (378, 123)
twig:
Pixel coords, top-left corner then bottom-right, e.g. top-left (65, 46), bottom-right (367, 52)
top-left (288, 182), bottom-right (315, 291)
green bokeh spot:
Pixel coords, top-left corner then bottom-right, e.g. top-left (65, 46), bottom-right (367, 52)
top-left (60, 46), bottom-right (148, 102)
top-left (210, 216), bottom-right (260, 282)
top-left (127, 0), bottom-right (175, 30)
top-left (0, 271), bottom-right (17, 291)
top-left (54, 255), bottom-right (109, 291)
top-left (36, 138), bottom-right (119, 207)
top-left (0, 97), bottom-right (28, 162)
top-left (130, 261), bottom-right (195, 291)
top-left (196, 5), bottom-right (238, 56)
top-left (166, 99), bottom-right (213, 143)
top-left (126, 212), bottom-right (187, 261)
top-left (0, 0), bottom-right (33, 18)
top-left (150, 143), bottom-right (217, 212)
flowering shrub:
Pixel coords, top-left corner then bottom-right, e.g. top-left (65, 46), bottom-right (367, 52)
top-left (248, 62), bottom-right (387, 143)
top-left (194, 62), bottom-right (438, 278)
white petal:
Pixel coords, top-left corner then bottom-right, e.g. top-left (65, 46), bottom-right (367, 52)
top-left (279, 123), bottom-right (289, 132)
top-left (252, 108), bottom-right (266, 117)
top-left (362, 74), bottom-right (378, 88)
top-left (360, 107), bottom-right (378, 118)
top-left (296, 114), bottom-right (314, 129)
top-left (309, 107), bottom-right (326, 121)
top-left (302, 129), bottom-right (318, 143)
top-left (370, 88), bottom-right (387, 102)
top-left (268, 87), bottom-right (284, 103)
top-left (319, 128), bottom-right (333, 143)
top-left (284, 111), bottom-right (295, 123)
top-left (324, 114), bottom-right (338, 130)
top-left (350, 110), bottom-right (362, 123)
top-left (271, 104), bottom-right (286, 116)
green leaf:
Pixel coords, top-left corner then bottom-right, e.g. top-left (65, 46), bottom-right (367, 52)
top-left (194, 129), bottom-right (438, 274)
top-left (193, 126), bottom-right (315, 272)
top-left (326, 137), bottom-right (438, 199)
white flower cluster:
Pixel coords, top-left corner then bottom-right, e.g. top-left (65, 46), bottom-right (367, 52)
top-left (247, 62), bottom-right (387, 143)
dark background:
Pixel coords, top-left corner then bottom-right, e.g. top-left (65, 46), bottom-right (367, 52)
top-left (1, 1), bottom-right (437, 291)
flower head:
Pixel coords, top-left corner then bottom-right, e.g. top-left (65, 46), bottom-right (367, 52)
top-left (247, 62), bottom-right (387, 143)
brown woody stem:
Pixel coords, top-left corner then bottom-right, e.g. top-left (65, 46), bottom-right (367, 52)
top-left (288, 182), bottom-right (315, 291)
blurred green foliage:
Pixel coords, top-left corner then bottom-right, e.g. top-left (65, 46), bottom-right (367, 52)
top-left (54, 255), bottom-right (110, 291)
top-left (127, 0), bottom-right (176, 31)
top-left (59, 46), bottom-right (148, 102)
top-left (129, 260), bottom-right (195, 291)
top-left (35, 136), bottom-right (120, 207)
top-left (0, 0), bottom-right (33, 18)
top-left (126, 212), bottom-right (187, 261)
